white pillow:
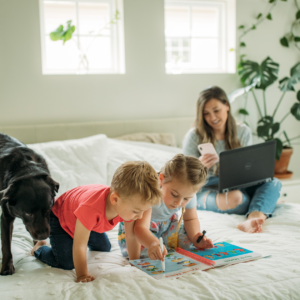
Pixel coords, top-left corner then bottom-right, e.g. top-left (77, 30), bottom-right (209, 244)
top-left (28, 134), bottom-right (108, 197)
top-left (106, 139), bottom-right (182, 185)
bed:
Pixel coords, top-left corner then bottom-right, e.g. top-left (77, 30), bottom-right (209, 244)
top-left (1, 133), bottom-right (300, 300)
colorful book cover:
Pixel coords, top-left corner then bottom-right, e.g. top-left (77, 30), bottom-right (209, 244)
top-left (184, 241), bottom-right (261, 267)
top-left (129, 252), bottom-right (210, 280)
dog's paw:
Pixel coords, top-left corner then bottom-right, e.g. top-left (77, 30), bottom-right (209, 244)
top-left (0, 264), bottom-right (15, 276)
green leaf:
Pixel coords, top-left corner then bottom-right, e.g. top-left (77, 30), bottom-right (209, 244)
top-left (49, 20), bottom-right (75, 44)
top-left (297, 90), bottom-right (300, 101)
top-left (269, 0), bottom-right (275, 2)
top-left (267, 13), bottom-right (272, 20)
top-left (257, 116), bottom-right (273, 139)
top-left (238, 25), bottom-right (245, 29)
top-left (291, 102), bottom-right (300, 120)
top-left (238, 56), bottom-right (279, 90)
top-left (240, 42), bottom-right (246, 47)
top-left (251, 25), bottom-right (256, 30)
top-left (256, 13), bottom-right (262, 19)
top-left (283, 131), bottom-right (291, 147)
top-left (296, 10), bottom-right (300, 19)
top-left (275, 138), bottom-right (283, 160)
top-left (279, 62), bottom-right (300, 91)
top-left (280, 37), bottom-right (289, 47)
top-left (271, 122), bottom-right (280, 137)
top-left (294, 36), bottom-right (300, 42)
top-left (50, 25), bottom-right (64, 41)
top-left (239, 108), bottom-right (249, 115)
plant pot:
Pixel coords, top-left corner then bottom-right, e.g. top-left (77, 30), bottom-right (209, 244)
top-left (274, 147), bottom-right (293, 179)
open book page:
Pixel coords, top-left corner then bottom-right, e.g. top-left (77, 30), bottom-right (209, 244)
top-left (129, 252), bottom-right (210, 280)
top-left (186, 241), bottom-right (262, 267)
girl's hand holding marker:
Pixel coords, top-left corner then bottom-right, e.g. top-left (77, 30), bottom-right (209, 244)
top-left (148, 239), bottom-right (167, 261)
top-left (194, 230), bottom-right (213, 249)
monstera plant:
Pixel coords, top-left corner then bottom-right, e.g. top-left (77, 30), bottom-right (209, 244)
top-left (236, 56), bottom-right (300, 160)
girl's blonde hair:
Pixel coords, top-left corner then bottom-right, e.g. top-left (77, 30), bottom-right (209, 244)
top-left (160, 154), bottom-right (208, 248)
top-left (195, 86), bottom-right (241, 150)
top-left (160, 154), bottom-right (208, 190)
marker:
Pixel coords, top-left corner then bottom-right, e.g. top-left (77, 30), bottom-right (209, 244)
top-left (159, 237), bottom-right (165, 272)
top-left (196, 230), bottom-right (206, 244)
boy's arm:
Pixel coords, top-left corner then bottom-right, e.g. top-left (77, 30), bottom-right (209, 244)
top-left (134, 208), bottom-right (167, 261)
top-left (73, 219), bottom-right (95, 283)
top-left (124, 221), bottom-right (141, 260)
top-left (183, 207), bottom-right (213, 249)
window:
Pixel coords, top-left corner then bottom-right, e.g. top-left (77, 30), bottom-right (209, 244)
top-left (165, 0), bottom-right (236, 74)
top-left (39, 0), bottom-right (125, 74)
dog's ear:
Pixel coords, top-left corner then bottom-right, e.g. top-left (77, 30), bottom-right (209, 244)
top-left (45, 176), bottom-right (60, 195)
top-left (0, 184), bottom-right (17, 206)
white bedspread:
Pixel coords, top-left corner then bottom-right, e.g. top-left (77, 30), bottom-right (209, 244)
top-left (1, 204), bottom-right (300, 300)
top-left (1, 136), bottom-right (300, 299)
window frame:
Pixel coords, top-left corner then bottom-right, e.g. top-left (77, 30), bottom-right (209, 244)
top-left (164, 0), bottom-right (236, 74)
top-left (39, 0), bottom-right (125, 75)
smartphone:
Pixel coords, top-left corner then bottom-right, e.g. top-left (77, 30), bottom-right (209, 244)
top-left (198, 143), bottom-right (219, 162)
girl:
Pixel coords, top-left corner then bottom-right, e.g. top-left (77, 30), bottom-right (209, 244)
top-left (182, 86), bottom-right (282, 234)
top-left (118, 154), bottom-right (213, 260)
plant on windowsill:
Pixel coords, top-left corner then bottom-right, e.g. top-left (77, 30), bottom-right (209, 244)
top-left (233, 56), bottom-right (300, 179)
top-left (49, 10), bottom-right (120, 74)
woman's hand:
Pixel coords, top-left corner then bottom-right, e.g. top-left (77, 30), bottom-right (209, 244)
top-left (192, 232), bottom-right (214, 249)
top-left (76, 274), bottom-right (95, 283)
top-left (148, 241), bottom-right (168, 261)
top-left (199, 154), bottom-right (218, 169)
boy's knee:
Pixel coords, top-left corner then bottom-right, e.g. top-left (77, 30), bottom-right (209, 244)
top-left (60, 260), bottom-right (74, 270)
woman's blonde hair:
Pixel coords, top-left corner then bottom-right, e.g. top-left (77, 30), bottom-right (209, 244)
top-left (160, 154), bottom-right (208, 248)
top-left (195, 86), bottom-right (241, 150)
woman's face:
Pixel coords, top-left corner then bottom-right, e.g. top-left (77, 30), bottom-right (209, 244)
top-left (203, 98), bottom-right (229, 132)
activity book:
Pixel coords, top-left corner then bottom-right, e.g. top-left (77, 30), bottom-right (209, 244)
top-left (129, 242), bottom-right (262, 279)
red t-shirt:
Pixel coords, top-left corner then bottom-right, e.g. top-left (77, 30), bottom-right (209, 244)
top-left (52, 184), bottom-right (123, 238)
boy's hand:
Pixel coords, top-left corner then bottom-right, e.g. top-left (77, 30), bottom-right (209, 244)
top-left (76, 274), bottom-right (95, 283)
top-left (148, 241), bottom-right (168, 261)
top-left (193, 233), bottom-right (214, 249)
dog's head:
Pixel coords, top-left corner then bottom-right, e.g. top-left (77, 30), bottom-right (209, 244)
top-left (0, 176), bottom-right (59, 240)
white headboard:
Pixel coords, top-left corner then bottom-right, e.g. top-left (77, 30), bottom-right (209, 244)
top-left (0, 117), bottom-right (194, 147)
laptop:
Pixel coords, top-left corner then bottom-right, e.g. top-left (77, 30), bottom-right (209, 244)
top-left (206, 140), bottom-right (276, 193)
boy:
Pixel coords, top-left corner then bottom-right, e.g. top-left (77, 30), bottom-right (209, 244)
top-left (31, 161), bottom-right (162, 283)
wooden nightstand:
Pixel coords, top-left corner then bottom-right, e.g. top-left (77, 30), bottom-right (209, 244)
top-left (278, 173), bottom-right (300, 203)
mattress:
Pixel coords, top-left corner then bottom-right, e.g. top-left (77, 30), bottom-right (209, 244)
top-left (1, 136), bottom-right (300, 299)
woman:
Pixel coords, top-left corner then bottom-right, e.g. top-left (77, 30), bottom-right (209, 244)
top-left (182, 86), bottom-right (282, 234)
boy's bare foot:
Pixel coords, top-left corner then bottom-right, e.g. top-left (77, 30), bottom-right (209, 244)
top-left (237, 218), bottom-right (264, 233)
top-left (31, 240), bottom-right (47, 256)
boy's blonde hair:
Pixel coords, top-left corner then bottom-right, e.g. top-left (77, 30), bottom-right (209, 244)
top-left (160, 154), bottom-right (208, 248)
top-left (111, 161), bottom-right (162, 205)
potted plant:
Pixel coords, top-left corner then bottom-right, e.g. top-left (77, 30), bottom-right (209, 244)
top-left (230, 56), bottom-right (300, 178)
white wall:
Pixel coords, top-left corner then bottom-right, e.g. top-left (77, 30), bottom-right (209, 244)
top-left (0, 0), bottom-right (299, 172)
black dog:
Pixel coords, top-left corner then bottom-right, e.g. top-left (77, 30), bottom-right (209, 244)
top-left (0, 133), bottom-right (59, 275)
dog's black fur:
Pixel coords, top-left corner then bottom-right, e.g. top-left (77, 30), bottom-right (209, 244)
top-left (0, 133), bottom-right (59, 275)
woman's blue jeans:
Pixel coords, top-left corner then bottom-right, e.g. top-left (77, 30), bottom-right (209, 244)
top-left (197, 176), bottom-right (282, 217)
top-left (34, 212), bottom-right (111, 270)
